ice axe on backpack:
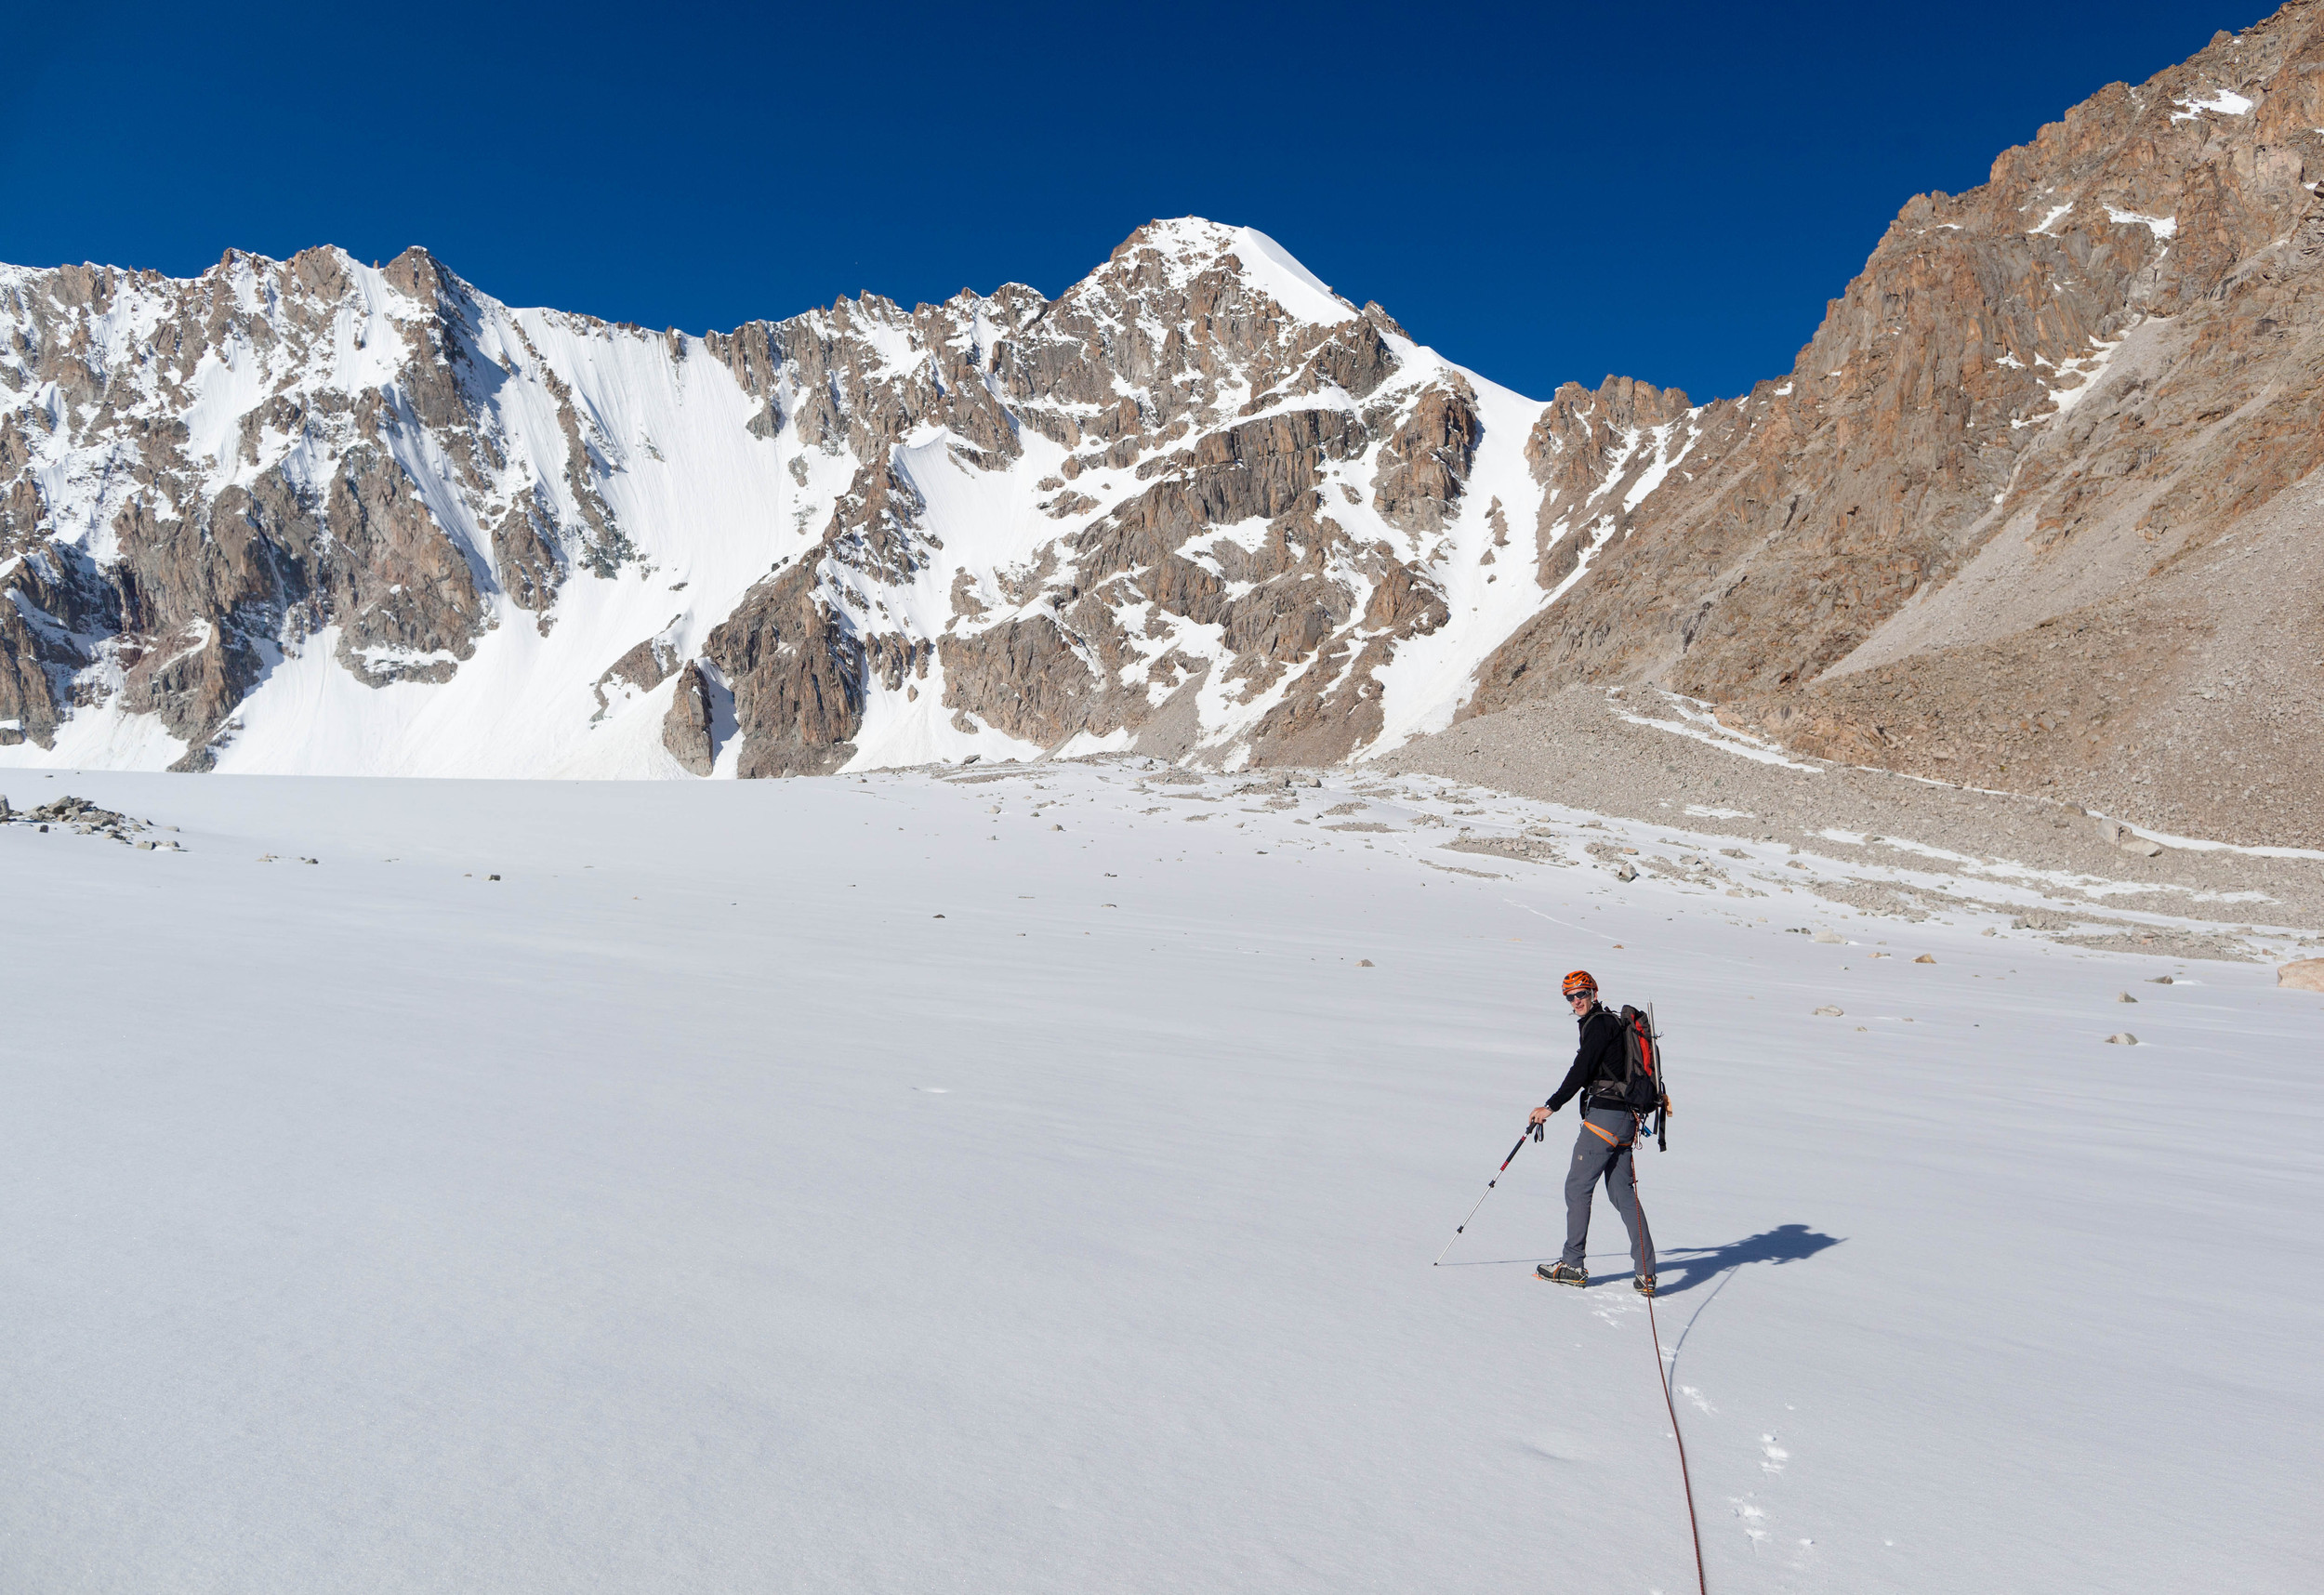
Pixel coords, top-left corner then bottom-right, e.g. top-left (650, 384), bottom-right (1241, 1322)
top-left (1648, 1002), bottom-right (1671, 1151)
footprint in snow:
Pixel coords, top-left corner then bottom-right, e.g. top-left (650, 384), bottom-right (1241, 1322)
top-left (1590, 1295), bottom-right (1647, 1330)
top-left (1761, 1433), bottom-right (1789, 1473)
top-left (913, 1087), bottom-right (949, 1094)
top-left (1518, 1430), bottom-right (1591, 1463)
top-left (1680, 1383), bottom-right (1717, 1415)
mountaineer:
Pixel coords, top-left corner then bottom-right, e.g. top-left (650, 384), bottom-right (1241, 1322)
top-left (1530, 969), bottom-right (1658, 1294)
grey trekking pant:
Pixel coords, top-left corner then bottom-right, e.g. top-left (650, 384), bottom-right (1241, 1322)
top-left (1562, 1106), bottom-right (1656, 1278)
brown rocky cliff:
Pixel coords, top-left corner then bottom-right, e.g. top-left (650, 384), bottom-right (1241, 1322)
top-left (1469, 3), bottom-right (2324, 845)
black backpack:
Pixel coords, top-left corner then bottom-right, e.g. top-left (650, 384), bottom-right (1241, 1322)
top-left (1588, 1004), bottom-right (1666, 1122)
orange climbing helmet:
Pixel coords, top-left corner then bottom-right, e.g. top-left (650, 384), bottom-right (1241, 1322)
top-left (1562, 969), bottom-right (1598, 1000)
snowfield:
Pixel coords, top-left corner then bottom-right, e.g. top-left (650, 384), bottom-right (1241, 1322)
top-left (2, 763), bottom-right (2316, 1593)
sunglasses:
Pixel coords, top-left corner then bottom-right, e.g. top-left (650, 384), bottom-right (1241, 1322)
top-left (1566, 991), bottom-right (1594, 1004)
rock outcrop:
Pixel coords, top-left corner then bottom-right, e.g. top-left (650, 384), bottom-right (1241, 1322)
top-left (661, 662), bottom-right (719, 776)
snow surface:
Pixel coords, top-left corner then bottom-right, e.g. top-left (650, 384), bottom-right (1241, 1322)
top-left (1612, 692), bottom-right (1821, 771)
top-left (2104, 204), bottom-right (2180, 239)
top-left (3, 763), bottom-right (2316, 1592)
top-left (1133, 218), bottom-right (1356, 328)
top-left (2172, 88), bottom-right (2255, 121)
top-left (1225, 226), bottom-right (1357, 327)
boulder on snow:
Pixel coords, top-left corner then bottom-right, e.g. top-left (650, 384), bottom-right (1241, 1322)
top-left (1913, 954), bottom-right (1936, 964)
top-left (1814, 929), bottom-right (1845, 944)
top-left (2105, 1033), bottom-right (2139, 1045)
top-left (2278, 959), bottom-right (2324, 994)
top-left (1613, 861), bottom-right (1637, 881)
top-left (2116, 992), bottom-right (2137, 1003)
top-left (1814, 1005), bottom-right (1844, 1017)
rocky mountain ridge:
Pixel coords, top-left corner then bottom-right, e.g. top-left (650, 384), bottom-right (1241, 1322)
top-left (5, 6), bottom-right (2320, 846)
top-left (1, 221), bottom-right (1582, 784)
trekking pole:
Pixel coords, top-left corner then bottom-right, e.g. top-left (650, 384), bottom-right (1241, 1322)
top-left (1433, 1109), bottom-right (1549, 1266)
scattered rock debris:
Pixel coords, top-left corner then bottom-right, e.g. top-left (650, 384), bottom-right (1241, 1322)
top-left (3, 794), bottom-right (179, 850)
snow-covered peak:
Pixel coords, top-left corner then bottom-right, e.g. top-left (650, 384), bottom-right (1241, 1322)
top-left (1114, 217), bottom-right (1358, 326)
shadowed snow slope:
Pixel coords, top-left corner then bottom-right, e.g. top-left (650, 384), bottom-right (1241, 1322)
top-left (3, 765), bottom-right (2315, 1592)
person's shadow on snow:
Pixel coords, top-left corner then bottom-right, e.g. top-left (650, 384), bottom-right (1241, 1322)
top-left (1638, 1224), bottom-right (1844, 1294)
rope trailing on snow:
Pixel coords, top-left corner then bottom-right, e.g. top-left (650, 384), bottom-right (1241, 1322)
top-left (1631, 1150), bottom-right (1708, 1594)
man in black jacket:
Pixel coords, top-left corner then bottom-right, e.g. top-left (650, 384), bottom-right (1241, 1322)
top-left (1528, 969), bottom-right (1657, 1294)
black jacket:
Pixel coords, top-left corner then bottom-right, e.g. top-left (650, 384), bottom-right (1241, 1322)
top-left (1547, 1005), bottom-right (1626, 1114)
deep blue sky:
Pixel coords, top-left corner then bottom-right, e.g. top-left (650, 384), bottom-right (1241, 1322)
top-left (6, 1), bottom-right (2266, 402)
